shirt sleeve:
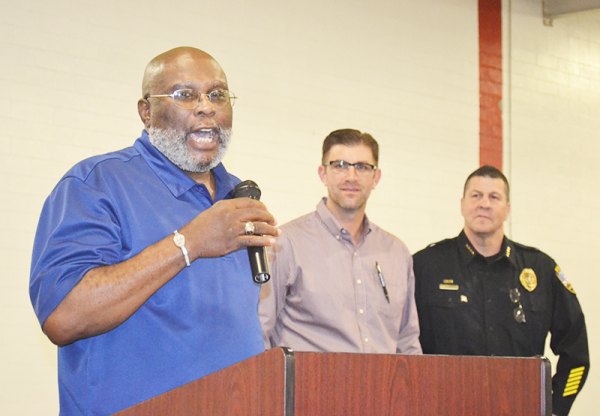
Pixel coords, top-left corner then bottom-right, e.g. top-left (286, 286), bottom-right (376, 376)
top-left (412, 247), bottom-right (439, 354)
top-left (396, 253), bottom-right (422, 354)
top-left (548, 262), bottom-right (590, 416)
top-left (258, 231), bottom-right (295, 348)
top-left (29, 176), bottom-right (124, 326)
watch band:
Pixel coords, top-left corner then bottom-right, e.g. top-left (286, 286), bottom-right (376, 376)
top-left (173, 230), bottom-right (191, 267)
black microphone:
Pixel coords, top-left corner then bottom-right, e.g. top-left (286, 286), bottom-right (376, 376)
top-left (230, 180), bottom-right (271, 284)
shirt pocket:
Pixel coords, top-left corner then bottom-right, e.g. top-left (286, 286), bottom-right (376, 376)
top-left (374, 278), bottom-right (405, 321)
top-left (425, 286), bottom-right (466, 308)
top-left (522, 291), bottom-right (552, 346)
top-left (420, 287), bottom-right (480, 353)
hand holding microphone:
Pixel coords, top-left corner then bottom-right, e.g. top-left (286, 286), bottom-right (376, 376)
top-left (176, 180), bottom-right (277, 280)
top-left (230, 180), bottom-right (272, 284)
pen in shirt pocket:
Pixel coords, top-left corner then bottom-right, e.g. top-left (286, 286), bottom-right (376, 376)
top-left (375, 261), bottom-right (390, 303)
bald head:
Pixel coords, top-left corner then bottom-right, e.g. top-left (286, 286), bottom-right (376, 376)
top-left (141, 47), bottom-right (227, 98)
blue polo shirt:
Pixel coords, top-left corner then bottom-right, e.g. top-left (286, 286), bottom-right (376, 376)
top-left (30, 131), bottom-right (264, 415)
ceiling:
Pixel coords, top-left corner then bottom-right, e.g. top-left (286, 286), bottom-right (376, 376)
top-left (543, 0), bottom-right (600, 22)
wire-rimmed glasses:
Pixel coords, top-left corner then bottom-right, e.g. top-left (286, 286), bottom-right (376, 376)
top-left (146, 88), bottom-right (236, 109)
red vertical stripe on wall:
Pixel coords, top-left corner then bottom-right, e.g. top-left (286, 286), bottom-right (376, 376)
top-left (479, 0), bottom-right (503, 169)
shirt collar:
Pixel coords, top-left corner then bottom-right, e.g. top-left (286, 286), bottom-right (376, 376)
top-left (315, 197), bottom-right (372, 243)
top-left (134, 130), bottom-right (238, 201)
top-left (458, 230), bottom-right (518, 267)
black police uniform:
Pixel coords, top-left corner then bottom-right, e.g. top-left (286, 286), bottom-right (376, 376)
top-left (413, 231), bottom-right (589, 416)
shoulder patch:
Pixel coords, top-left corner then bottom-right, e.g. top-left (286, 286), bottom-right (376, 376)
top-left (555, 265), bottom-right (576, 295)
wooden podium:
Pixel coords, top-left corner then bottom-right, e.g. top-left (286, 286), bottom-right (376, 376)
top-left (116, 348), bottom-right (551, 416)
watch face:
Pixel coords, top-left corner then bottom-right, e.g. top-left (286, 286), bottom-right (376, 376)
top-left (173, 233), bottom-right (185, 247)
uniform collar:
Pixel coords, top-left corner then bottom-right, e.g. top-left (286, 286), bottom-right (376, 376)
top-left (316, 197), bottom-right (372, 243)
top-left (458, 230), bottom-right (518, 268)
top-left (134, 130), bottom-right (237, 201)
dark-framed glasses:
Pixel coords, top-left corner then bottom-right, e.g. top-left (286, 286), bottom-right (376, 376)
top-left (146, 88), bottom-right (236, 109)
top-left (509, 288), bottom-right (526, 324)
top-left (325, 160), bottom-right (377, 175)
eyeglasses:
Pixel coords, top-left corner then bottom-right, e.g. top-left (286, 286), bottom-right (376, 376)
top-left (325, 160), bottom-right (377, 175)
top-left (509, 288), bottom-right (526, 324)
top-left (146, 88), bottom-right (236, 109)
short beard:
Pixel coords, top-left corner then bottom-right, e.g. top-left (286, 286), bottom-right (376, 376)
top-left (148, 126), bottom-right (231, 173)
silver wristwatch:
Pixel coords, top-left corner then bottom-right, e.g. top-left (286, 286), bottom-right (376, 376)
top-left (173, 230), bottom-right (191, 267)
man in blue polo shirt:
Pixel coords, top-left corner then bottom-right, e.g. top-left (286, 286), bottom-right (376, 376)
top-left (30, 47), bottom-right (279, 415)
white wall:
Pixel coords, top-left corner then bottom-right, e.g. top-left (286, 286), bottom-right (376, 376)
top-left (0, 0), bottom-right (596, 414)
top-left (506, 2), bottom-right (600, 415)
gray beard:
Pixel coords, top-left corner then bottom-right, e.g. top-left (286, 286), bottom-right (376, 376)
top-left (148, 126), bottom-right (231, 173)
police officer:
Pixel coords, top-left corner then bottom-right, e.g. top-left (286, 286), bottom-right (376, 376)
top-left (413, 165), bottom-right (589, 416)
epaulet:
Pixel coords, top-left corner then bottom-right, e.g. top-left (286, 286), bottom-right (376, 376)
top-left (414, 237), bottom-right (454, 258)
top-left (510, 240), bottom-right (557, 267)
top-left (512, 240), bottom-right (543, 253)
top-left (426, 238), bottom-right (453, 249)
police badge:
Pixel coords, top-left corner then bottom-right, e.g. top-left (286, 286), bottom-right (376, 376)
top-left (519, 268), bottom-right (537, 292)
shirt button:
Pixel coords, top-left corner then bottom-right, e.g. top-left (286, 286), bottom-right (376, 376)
top-left (353, 252), bottom-right (357, 256)
top-left (336, 235), bottom-right (340, 240)
top-left (357, 279), bottom-right (362, 284)
top-left (486, 298), bottom-right (492, 304)
top-left (364, 337), bottom-right (369, 343)
top-left (359, 309), bottom-right (364, 314)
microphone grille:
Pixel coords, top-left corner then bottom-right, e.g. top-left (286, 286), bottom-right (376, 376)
top-left (231, 180), bottom-right (261, 200)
